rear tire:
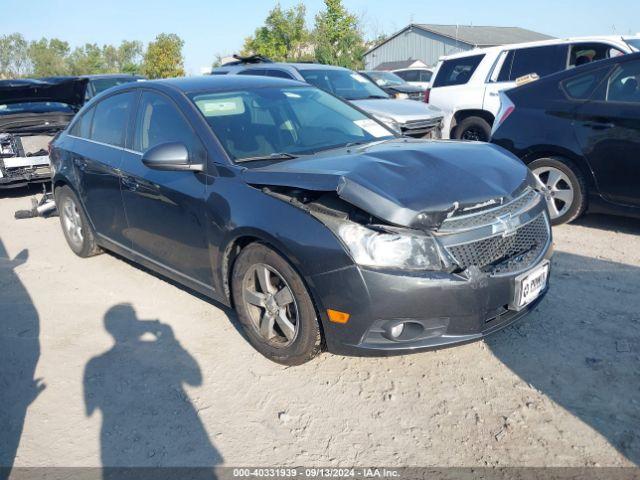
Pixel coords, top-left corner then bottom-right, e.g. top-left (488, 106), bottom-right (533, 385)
top-left (54, 186), bottom-right (102, 257)
top-left (231, 243), bottom-right (322, 366)
top-left (528, 157), bottom-right (587, 225)
top-left (454, 116), bottom-right (492, 142)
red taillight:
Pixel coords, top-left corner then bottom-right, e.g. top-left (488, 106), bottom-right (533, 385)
top-left (492, 93), bottom-right (515, 136)
top-left (423, 88), bottom-right (430, 103)
top-left (498, 105), bottom-right (515, 126)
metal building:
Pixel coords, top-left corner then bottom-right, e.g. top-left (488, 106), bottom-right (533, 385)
top-left (364, 24), bottom-right (555, 69)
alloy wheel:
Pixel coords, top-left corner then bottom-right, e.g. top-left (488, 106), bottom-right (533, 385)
top-left (62, 196), bottom-right (84, 248)
top-left (532, 166), bottom-right (575, 220)
top-left (242, 263), bottom-right (299, 347)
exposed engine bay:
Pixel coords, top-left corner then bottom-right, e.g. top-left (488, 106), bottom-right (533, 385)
top-left (0, 132), bottom-right (54, 186)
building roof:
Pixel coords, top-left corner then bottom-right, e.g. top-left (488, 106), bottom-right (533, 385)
top-left (365, 24), bottom-right (555, 56)
top-left (373, 59), bottom-right (428, 71)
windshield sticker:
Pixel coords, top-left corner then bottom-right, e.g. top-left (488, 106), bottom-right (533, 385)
top-left (195, 96), bottom-right (245, 117)
top-left (354, 119), bottom-right (390, 138)
top-left (351, 73), bottom-right (370, 84)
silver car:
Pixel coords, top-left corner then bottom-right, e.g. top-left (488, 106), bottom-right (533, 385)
top-left (212, 59), bottom-right (444, 138)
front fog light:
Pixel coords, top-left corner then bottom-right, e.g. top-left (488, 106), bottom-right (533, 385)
top-left (390, 323), bottom-right (404, 338)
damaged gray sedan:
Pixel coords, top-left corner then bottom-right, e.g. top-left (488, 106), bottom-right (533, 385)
top-left (50, 75), bottom-right (552, 365)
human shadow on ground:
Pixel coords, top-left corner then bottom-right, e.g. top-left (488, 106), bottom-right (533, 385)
top-left (488, 251), bottom-right (640, 465)
top-left (84, 304), bottom-right (222, 479)
top-left (0, 239), bottom-right (44, 480)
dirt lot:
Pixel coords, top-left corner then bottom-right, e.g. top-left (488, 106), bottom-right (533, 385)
top-left (1, 186), bottom-right (639, 469)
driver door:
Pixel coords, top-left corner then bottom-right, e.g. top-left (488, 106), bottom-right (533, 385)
top-left (119, 91), bottom-right (213, 287)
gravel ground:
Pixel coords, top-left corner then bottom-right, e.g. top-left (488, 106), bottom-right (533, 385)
top-left (1, 186), bottom-right (639, 469)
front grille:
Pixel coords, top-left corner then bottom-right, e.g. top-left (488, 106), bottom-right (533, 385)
top-left (441, 189), bottom-right (539, 232)
top-left (446, 214), bottom-right (550, 274)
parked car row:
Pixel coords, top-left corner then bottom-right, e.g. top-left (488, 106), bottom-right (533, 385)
top-left (0, 74), bottom-right (144, 189)
top-left (211, 56), bottom-right (444, 138)
top-left (426, 35), bottom-right (640, 141)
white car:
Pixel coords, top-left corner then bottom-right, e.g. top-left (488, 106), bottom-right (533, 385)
top-left (428, 35), bottom-right (640, 141)
top-left (392, 67), bottom-right (434, 91)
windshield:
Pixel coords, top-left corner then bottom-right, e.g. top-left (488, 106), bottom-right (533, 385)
top-left (190, 86), bottom-right (395, 162)
top-left (364, 71), bottom-right (405, 87)
top-left (0, 101), bottom-right (74, 115)
top-left (90, 77), bottom-right (140, 95)
top-left (624, 39), bottom-right (640, 51)
top-left (299, 69), bottom-right (389, 100)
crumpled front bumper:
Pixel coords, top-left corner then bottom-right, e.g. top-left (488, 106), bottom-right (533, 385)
top-left (309, 246), bottom-right (553, 356)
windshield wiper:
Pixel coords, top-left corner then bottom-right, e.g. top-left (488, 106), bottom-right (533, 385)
top-left (235, 152), bottom-right (299, 164)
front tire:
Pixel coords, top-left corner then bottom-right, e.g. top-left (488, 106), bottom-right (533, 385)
top-left (231, 243), bottom-right (322, 365)
top-left (529, 157), bottom-right (587, 225)
top-left (54, 186), bottom-right (102, 257)
top-left (454, 116), bottom-right (492, 142)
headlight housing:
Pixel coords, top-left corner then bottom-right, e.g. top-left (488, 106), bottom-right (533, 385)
top-left (374, 114), bottom-right (402, 134)
top-left (331, 221), bottom-right (444, 271)
top-left (394, 92), bottom-right (409, 100)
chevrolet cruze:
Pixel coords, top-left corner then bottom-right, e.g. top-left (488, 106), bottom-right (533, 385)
top-left (50, 76), bottom-right (552, 365)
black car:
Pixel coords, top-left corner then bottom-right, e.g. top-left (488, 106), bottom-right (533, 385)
top-left (358, 71), bottom-right (424, 101)
top-left (50, 75), bottom-right (552, 365)
top-left (491, 52), bottom-right (640, 225)
top-left (82, 74), bottom-right (145, 101)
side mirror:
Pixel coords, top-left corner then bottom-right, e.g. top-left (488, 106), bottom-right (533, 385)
top-left (141, 142), bottom-right (203, 172)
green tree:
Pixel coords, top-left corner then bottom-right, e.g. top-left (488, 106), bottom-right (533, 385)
top-left (313, 0), bottom-right (366, 69)
top-left (67, 43), bottom-right (105, 75)
top-left (143, 33), bottom-right (185, 79)
top-left (0, 33), bottom-right (30, 78)
top-left (241, 3), bottom-right (310, 62)
top-left (28, 38), bottom-right (70, 76)
top-left (116, 40), bottom-right (144, 74)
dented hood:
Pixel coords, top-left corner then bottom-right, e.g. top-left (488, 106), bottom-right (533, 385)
top-left (241, 140), bottom-right (531, 230)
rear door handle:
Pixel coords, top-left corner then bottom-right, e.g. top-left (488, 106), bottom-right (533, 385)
top-left (121, 176), bottom-right (139, 191)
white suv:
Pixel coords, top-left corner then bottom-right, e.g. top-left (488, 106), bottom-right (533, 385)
top-left (428, 35), bottom-right (640, 141)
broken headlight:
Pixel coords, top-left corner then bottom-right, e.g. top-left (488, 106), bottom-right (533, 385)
top-left (333, 221), bottom-right (444, 271)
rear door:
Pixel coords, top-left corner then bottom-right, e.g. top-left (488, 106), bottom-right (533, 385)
top-left (484, 45), bottom-right (568, 116)
top-left (68, 91), bottom-right (135, 245)
top-left (119, 90), bottom-right (213, 286)
top-left (573, 59), bottom-right (640, 206)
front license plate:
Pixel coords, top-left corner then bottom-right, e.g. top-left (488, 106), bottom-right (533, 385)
top-left (512, 261), bottom-right (550, 310)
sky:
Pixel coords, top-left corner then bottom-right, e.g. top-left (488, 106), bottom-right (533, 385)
top-left (2, 0), bottom-right (639, 74)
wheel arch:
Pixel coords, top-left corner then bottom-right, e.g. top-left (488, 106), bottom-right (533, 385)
top-left (521, 147), bottom-right (597, 191)
top-left (451, 109), bottom-right (495, 136)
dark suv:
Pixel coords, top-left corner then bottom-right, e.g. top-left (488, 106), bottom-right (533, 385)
top-left (50, 75), bottom-right (552, 365)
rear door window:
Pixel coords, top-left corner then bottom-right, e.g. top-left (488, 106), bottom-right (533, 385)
top-left (264, 69), bottom-right (295, 79)
top-left (238, 69), bottom-right (265, 76)
top-left (508, 45), bottom-right (568, 80)
top-left (90, 92), bottom-right (135, 147)
top-left (432, 55), bottom-right (484, 87)
top-left (419, 70), bottom-right (433, 82)
top-left (605, 60), bottom-right (640, 103)
top-left (561, 67), bottom-right (611, 100)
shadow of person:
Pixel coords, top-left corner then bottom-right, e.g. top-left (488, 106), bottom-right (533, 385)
top-left (487, 251), bottom-right (640, 465)
top-left (0, 241), bottom-right (45, 480)
top-left (84, 304), bottom-right (221, 478)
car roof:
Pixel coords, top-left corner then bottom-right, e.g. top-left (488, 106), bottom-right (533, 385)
top-left (440, 35), bottom-right (637, 61)
top-left (81, 74), bottom-right (145, 79)
top-left (214, 62), bottom-right (351, 73)
top-left (126, 75), bottom-right (305, 94)
top-left (511, 50), bottom-right (640, 93)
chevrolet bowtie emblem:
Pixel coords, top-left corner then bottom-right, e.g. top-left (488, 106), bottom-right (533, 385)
top-left (493, 214), bottom-right (520, 238)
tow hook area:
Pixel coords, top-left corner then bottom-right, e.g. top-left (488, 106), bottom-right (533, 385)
top-left (14, 184), bottom-right (57, 220)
